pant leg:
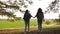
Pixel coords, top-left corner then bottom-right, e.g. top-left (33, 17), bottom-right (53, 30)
top-left (24, 20), bottom-right (30, 32)
top-left (24, 20), bottom-right (28, 32)
top-left (39, 22), bottom-right (42, 31)
top-left (27, 20), bottom-right (30, 32)
top-left (38, 20), bottom-right (42, 31)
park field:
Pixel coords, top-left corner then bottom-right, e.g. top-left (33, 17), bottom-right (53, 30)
top-left (0, 20), bottom-right (60, 34)
top-left (0, 20), bottom-right (59, 29)
top-left (0, 20), bottom-right (38, 29)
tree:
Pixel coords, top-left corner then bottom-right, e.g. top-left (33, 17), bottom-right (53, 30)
top-left (0, 0), bottom-right (33, 20)
top-left (59, 14), bottom-right (60, 22)
top-left (45, 0), bottom-right (60, 13)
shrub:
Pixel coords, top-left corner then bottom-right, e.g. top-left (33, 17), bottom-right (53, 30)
top-left (45, 20), bottom-right (51, 25)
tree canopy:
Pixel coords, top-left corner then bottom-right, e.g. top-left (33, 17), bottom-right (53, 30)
top-left (0, 0), bottom-right (60, 20)
top-left (45, 0), bottom-right (60, 13)
top-left (0, 0), bottom-right (33, 20)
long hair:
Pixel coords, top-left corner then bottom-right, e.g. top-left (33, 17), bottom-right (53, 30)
top-left (36, 8), bottom-right (44, 19)
top-left (37, 8), bottom-right (42, 13)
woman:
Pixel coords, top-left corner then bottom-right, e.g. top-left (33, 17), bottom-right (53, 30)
top-left (23, 10), bottom-right (32, 33)
top-left (35, 8), bottom-right (44, 31)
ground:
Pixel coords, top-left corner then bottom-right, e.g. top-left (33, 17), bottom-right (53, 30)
top-left (0, 24), bottom-right (60, 34)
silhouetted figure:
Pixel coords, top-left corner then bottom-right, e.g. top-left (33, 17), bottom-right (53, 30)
top-left (23, 10), bottom-right (32, 33)
top-left (35, 8), bottom-right (44, 31)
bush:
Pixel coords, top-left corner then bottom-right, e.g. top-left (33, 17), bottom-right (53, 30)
top-left (54, 19), bottom-right (60, 22)
top-left (45, 20), bottom-right (51, 25)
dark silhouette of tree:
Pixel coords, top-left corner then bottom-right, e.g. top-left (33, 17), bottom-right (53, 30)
top-left (0, 0), bottom-right (33, 9)
top-left (59, 14), bottom-right (60, 22)
top-left (0, 8), bottom-right (16, 20)
top-left (45, 0), bottom-right (60, 13)
top-left (0, 0), bottom-right (33, 20)
top-left (54, 14), bottom-right (60, 23)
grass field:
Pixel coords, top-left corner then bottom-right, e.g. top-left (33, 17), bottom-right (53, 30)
top-left (0, 20), bottom-right (60, 34)
top-left (0, 23), bottom-right (60, 34)
top-left (0, 19), bottom-right (58, 29)
top-left (0, 20), bottom-right (38, 29)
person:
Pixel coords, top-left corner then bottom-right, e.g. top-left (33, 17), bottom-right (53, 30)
top-left (23, 10), bottom-right (32, 33)
top-left (34, 8), bottom-right (44, 31)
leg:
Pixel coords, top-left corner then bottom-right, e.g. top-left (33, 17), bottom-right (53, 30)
top-left (39, 22), bottom-right (42, 31)
top-left (27, 20), bottom-right (30, 32)
top-left (38, 22), bottom-right (41, 31)
top-left (37, 20), bottom-right (40, 31)
top-left (38, 20), bottom-right (42, 31)
top-left (24, 21), bottom-right (28, 33)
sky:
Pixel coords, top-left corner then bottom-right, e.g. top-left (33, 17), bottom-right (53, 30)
top-left (0, 0), bottom-right (60, 19)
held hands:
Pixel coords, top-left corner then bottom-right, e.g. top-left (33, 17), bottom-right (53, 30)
top-left (31, 16), bottom-right (36, 18)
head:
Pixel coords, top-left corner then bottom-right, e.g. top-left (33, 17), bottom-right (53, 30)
top-left (38, 8), bottom-right (42, 13)
top-left (25, 10), bottom-right (29, 13)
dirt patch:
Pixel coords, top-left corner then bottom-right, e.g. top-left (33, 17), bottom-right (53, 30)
top-left (0, 29), bottom-right (60, 34)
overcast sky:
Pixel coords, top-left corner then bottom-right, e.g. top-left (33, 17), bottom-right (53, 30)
top-left (0, 0), bottom-right (60, 19)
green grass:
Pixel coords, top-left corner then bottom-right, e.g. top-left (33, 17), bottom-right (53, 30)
top-left (0, 20), bottom-right (59, 29)
top-left (0, 20), bottom-right (38, 29)
top-left (0, 20), bottom-right (24, 28)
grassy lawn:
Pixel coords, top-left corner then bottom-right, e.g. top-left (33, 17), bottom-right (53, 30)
top-left (0, 23), bottom-right (60, 34)
top-left (0, 20), bottom-right (60, 29)
top-left (0, 20), bottom-right (60, 34)
top-left (0, 20), bottom-right (37, 29)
